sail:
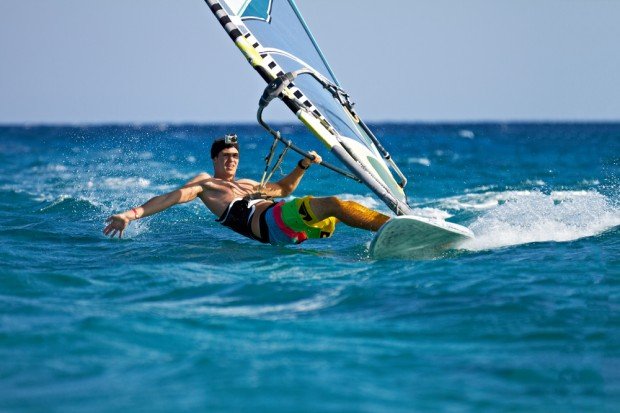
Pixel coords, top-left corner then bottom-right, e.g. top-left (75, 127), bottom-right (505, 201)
top-left (204, 0), bottom-right (412, 215)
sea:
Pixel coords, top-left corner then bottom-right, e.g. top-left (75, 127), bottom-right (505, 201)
top-left (1, 123), bottom-right (618, 412)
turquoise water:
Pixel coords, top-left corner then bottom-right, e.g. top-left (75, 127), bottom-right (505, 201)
top-left (1, 123), bottom-right (619, 412)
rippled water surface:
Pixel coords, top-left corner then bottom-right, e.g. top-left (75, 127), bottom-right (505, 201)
top-left (1, 123), bottom-right (619, 412)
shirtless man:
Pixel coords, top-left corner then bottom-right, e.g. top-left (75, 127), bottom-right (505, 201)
top-left (103, 134), bottom-right (390, 245)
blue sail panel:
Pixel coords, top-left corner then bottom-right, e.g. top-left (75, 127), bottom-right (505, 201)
top-left (240, 0), bottom-right (273, 22)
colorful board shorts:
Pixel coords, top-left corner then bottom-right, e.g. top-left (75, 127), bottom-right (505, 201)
top-left (264, 196), bottom-right (337, 245)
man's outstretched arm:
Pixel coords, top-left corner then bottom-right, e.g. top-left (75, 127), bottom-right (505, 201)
top-left (103, 183), bottom-right (204, 238)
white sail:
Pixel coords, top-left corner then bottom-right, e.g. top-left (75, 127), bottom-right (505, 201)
top-left (204, 0), bottom-right (412, 215)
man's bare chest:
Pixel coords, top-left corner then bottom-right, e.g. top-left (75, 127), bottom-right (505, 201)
top-left (206, 179), bottom-right (256, 196)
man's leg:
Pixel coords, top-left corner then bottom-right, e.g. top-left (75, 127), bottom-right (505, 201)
top-left (308, 196), bottom-right (390, 232)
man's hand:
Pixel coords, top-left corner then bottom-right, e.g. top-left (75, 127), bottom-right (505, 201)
top-left (103, 213), bottom-right (130, 239)
top-left (302, 151), bottom-right (322, 168)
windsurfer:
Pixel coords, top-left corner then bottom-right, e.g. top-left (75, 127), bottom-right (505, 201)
top-left (103, 135), bottom-right (390, 244)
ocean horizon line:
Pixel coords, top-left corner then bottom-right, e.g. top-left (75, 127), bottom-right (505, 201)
top-left (1, 119), bottom-right (619, 128)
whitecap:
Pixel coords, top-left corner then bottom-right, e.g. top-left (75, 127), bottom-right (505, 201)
top-left (47, 164), bottom-right (67, 172)
top-left (523, 179), bottom-right (546, 186)
top-left (137, 151), bottom-right (154, 160)
top-left (458, 129), bottom-right (475, 139)
top-left (461, 190), bottom-right (620, 251)
top-left (464, 185), bottom-right (497, 193)
top-left (439, 190), bottom-right (537, 211)
top-left (39, 194), bottom-right (72, 211)
top-left (408, 207), bottom-right (453, 220)
top-left (103, 177), bottom-right (151, 189)
top-left (120, 218), bottom-right (150, 238)
top-left (408, 157), bottom-right (431, 166)
top-left (171, 131), bottom-right (187, 139)
top-left (31, 164), bottom-right (68, 172)
top-left (37, 194), bottom-right (105, 211)
top-left (135, 287), bottom-right (344, 319)
top-left (580, 179), bottom-right (600, 186)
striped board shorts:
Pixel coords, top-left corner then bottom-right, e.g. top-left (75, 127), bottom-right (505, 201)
top-left (263, 196), bottom-right (337, 245)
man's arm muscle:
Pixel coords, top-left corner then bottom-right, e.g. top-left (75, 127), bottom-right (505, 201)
top-left (267, 152), bottom-right (322, 197)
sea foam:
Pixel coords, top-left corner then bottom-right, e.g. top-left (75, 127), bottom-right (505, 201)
top-left (461, 190), bottom-right (620, 251)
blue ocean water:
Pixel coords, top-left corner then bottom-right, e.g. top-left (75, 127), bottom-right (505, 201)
top-left (0, 123), bottom-right (619, 412)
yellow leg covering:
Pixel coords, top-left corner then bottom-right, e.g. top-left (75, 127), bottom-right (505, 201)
top-left (333, 200), bottom-right (390, 232)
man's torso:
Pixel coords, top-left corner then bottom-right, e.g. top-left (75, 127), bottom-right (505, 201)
top-left (196, 177), bottom-right (273, 238)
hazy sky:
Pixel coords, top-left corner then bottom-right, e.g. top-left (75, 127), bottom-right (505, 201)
top-left (1, 0), bottom-right (619, 124)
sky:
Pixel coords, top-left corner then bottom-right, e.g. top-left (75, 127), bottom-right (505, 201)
top-left (1, 0), bottom-right (619, 124)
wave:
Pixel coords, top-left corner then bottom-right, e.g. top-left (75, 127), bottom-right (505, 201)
top-left (438, 190), bottom-right (541, 211)
top-left (134, 285), bottom-right (345, 319)
top-left (36, 192), bottom-right (154, 237)
top-left (102, 177), bottom-right (152, 189)
top-left (458, 129), bottom-right (475, 139)
top-left (30, 163), bottom-right (69, 172)
top-left (458, 190), bottom-right (620, 251)
top-left (522, 179), bottom-right (546, 186)
top-left (464, 185), bottom-right (498, 193)
top-left (408, 207), bottom-right (453, 220)
top-left (37, 194), bottom-right (105, 214)
top-left (580, 179), bottom-right (600, 186)
top-left (407, 157), bottom-right (431, 167)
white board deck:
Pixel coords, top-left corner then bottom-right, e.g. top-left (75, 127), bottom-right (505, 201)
top-left (369, 215), bottom-right (475, 260)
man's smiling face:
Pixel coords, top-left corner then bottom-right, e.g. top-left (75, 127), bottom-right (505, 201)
top-left (213, 147), bottom-right (239, 179)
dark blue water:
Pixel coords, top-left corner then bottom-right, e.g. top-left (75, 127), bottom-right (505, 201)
top-left (1, 123), bottom-right (619, 412)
